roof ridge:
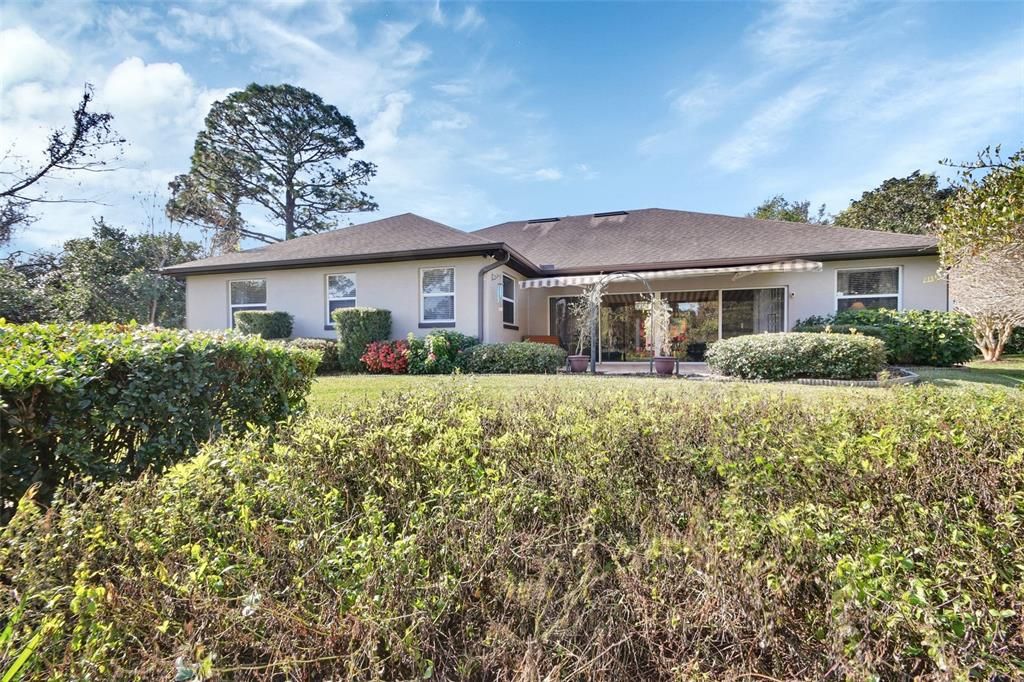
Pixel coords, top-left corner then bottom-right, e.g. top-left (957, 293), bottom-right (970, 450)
top-left (405, 212), bottom-right (493, 243)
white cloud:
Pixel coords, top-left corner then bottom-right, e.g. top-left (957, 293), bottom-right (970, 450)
top-left (671, 76), bottom-right (724, 122)
top-left (0, 26), bottom-right (72, 89)
top-left (456, 7), bottom-right (485, 32)
top-left (748, 0), bottom-right (855, 65)
top-left (575, 163), bottom-right (598, 180)
top-left (433, 80), bottom-right (473, 97)
top-left (365, 91), bottom-right (413, 152)
top-left (532, 167), bottom-right (563, 181)
top-left (710, 83), bottom-right (827, 172)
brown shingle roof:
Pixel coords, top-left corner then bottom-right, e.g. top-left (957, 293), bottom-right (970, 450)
top-left (473, 208), bottom-right (938, 273)
top-left (164, 213), bottom-right (500, 275)
top-left (165, 208), bottom-right (940, 277)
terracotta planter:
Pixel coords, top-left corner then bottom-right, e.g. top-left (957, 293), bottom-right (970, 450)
top-left (653, 356), bottom-right (675, 376)
top-left (568, 355), bottom-right (590, 373)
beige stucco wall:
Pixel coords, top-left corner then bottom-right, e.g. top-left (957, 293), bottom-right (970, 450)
top-left (186, 254), bottom-right (946, 343)
top-left (185, 256), bottom-right (502, 340)
top-left (520, 255), bottom-right (947, 337)
top-left (480, 263), bottom-right (529, 344)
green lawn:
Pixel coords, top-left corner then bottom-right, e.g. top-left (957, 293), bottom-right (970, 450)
top-left (912, 354), bottom-right (1024, 389)
top-left (308, 355), bottom-right (1023, 409)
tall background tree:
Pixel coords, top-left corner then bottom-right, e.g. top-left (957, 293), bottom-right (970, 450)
top-left (167, 83), bottom-right (377, 245)
top-left (747, 195), bottom-right (829, 224)
top-left (833, 171), bottom-right (953, 234)
top-left (938, 146), bottom-right (1024, 362)
top-left (0, 84), bottom-right (124, 246)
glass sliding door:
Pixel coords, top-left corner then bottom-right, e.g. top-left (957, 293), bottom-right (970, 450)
top-left (721, 288), bottom-right (785, 338)
top-left (599, 293), bottom-right (648, 361)
top-left (663, 290), bottom-right (719, 343)
top-left (548, 296), bottom-right (582, 352)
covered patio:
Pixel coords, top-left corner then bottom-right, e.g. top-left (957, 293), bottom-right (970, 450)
top-left (521, 260), bottom-right (823, 368)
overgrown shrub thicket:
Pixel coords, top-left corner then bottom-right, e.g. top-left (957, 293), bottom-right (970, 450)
top-left (794, 309), bottom-right (975, 366)
top-left (2, 385), bottom-right (1021, 679)
top-left (464, 341), bottom-right (567, 373)
top-left (406, 330), bottom-right (478, 374)
top-left (0, 323), bottom-right (318, 513)
top-left (287, 338), bottom-right (340, 374)
top-left (232, 310), bottom-right (294, 339)
top-left (707, 332), bottom-right (887, 380)
top-left (332, 308), bottom-right (392, 372)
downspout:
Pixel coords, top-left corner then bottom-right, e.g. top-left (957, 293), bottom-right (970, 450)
top-left (478, 249), bottom-right (511, 342)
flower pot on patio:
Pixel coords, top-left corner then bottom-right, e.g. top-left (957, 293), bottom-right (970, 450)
top-left (568, 355), bottom-right (590, 373)
top-left (653, 356), bottom-right (675, 375)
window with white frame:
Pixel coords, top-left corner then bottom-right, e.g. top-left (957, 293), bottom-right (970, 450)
top-left (325, 273), bottom-right (357, 326)
top-left (501, 274), bottom-right (516, 325)
top-left (836, 267), bottom-right (900, 312)
top-left (229, 279), bottom-right (266, 326)
top-left (420, 267), bottom-right (455, 323)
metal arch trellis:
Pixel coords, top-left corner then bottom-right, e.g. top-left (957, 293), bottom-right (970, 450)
top-left (579, 271), bottom-right (656, 375)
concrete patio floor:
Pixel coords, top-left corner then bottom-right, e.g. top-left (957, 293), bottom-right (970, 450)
top-left (591, 361), bottom-right (711, 376)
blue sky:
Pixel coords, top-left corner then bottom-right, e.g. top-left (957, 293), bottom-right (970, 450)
top-left (1, 0), bottom-right (1021, 251)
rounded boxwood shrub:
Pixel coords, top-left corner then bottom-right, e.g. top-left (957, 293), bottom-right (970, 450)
top-left (233, 310), bottom-right (294, 339)
top-left (332, 307), bottom-right (392, 372)
top-left (464, 341), bottom-right (567, 374)
top-left (288, 337), bottom-right (340, 374)
top-left (706, 332), bottom-right (887, 381)
top-left (0, 322), bottom-right (318, 513)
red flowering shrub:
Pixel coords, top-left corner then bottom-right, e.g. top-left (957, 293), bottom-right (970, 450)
top-left (360, 340), bottom-right (409, 374)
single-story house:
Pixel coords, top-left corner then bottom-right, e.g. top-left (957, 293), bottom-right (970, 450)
top-left (164, 208), bottom-right (946, 361)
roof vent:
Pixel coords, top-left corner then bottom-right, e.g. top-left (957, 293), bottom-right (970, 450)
top-left (593, 210), bottom-right (628, 218)
top-left (526, 217), bottom-right (560, 224)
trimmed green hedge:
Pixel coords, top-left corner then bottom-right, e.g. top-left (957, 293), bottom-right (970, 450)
top-left (794, 309), bottom-right (974, 366)
top-left (406, 330), bottom-right (478, 374)
top-left (287, 338), bottom-right (340, 374)
top-left (233, 310), bottom-right (293, 339)
top-left (464, 341), bottom-right (567, 373)
top-left (0, 323), bottom-right (318, 513)
top-left (332, 307), bottom-right (391, 372)
top-left (706, 332), bottom-right (887, 380)
top-left (2, 386), bottom-right (1021, 679)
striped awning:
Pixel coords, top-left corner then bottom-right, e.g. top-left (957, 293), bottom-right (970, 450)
top-left (519, 259), bottom-right (822, 289)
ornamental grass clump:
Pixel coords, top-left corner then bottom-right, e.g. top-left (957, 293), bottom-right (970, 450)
top-left (706, 331), bottom-right (887, 381)
top-left (2, 384), bottom-right (1021, 680)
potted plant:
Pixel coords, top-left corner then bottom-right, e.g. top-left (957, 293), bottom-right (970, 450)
top-left (567, 285), bottom-right (601, 372)
top-left (645, 295), bottom-right (675, 375)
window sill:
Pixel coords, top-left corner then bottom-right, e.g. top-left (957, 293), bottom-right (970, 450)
top-left (323, 325), bottom-right (335, 331)
top-left (503, 324), bottom-right (519, 330)
top-left (419, 322), bottom-right (456, 329)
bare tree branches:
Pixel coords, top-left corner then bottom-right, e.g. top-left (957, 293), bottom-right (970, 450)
top-left (0, 84), bottom-right (125, 245)
top-left (949, 244), bottom-right (1024, 361)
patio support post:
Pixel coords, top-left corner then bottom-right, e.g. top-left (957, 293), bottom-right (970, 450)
top-left (589, 313), bottom-right (598, 374)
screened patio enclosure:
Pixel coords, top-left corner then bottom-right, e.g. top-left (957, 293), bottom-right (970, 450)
top-left (547, 286), bottom-right (787, 358)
